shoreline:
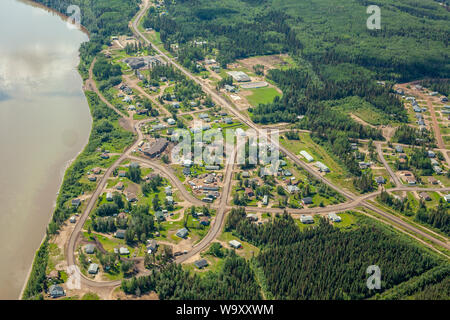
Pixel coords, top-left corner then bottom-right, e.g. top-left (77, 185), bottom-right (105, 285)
top-left (18, 0), bottom-right (90, 36)
top-left (18, 132), bottom-right (92, 300)
top-left (18, 0), bottom-right (92, 300)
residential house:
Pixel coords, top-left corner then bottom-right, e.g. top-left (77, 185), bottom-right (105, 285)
top-left (166, 196), bottom-right (174, 205)
top-left (200, 216), bottom-right (210, 226)
top-left (406, 176), bottom-right (417, 185)
top-left (84, 244), bottom-right (95, 254)
top-left (116, 182), bottom-right (124, 190)
top-left (147, 240), bottom-right (158, 253)
top-left (119, 247), bottom-right (130, 255)
top-left (126, 193), bottom-right (138, 202)
top-left (300, 215), bottom-right (314, 224)
top-left (49, 285), bottom-right (65, 298)
top-left (286, 185), bottom-right (300, 194)
top-left (433, 166), bottom-right (443, 175)
top-left (88, 263), bottom-right (99, 274)
top-left (395, 145), bottom-right (404, 153)
top-left (229, 240), bottom-right (242, 249)
top-left (115, 229), bottom-right (126, 239)
top-left (328, 213), bottom-right (341, 222)
top-left (376, 176), bottom-right (386, 185)
top-left (302, 197), bottom-right (313, 205)
top-left (202, 197), bottom-right (214, 203)
top-left (72, 199), bottom-right (81, 207)
top-left (245, 188), bottom-right (255, 197)
top-left (283, 169), bottom-right (293, 177)
top-left (246, 213), bottom-right (258, 222)
top-left (176, 228), bottom-right (189, 238)
top-left (419, 192), bottom-right (431, 201)
top-left (155, 211), bottom-right (165, 222)
top-left (314, 161), bottom-right (330, 172)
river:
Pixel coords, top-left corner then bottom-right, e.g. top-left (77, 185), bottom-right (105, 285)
top-left (0, 0), bottom-right (91, 299)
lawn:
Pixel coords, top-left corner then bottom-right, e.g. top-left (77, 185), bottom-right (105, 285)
top-left (281, 133), bottom-right (358, 193)
top-left (218, 231), bottom-right (260, 260)
top-left (245, 87), bottom-right (281, 106)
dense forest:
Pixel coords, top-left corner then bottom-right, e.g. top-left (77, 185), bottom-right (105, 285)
top-left (121, 252), bottom-right (262, 299)
top-left (224, 208), bottom-right (443, 299)
top-left (153, 0), bottom-right (449, 80)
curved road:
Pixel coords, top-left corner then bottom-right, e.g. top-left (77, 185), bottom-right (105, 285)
top-left (132, 1), bottom-right (449, 252)
top-left (66, 0), bottom-right (450, 292)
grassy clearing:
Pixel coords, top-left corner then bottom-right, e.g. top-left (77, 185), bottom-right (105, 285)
top-left (245, 87), bottom-right (281, 106)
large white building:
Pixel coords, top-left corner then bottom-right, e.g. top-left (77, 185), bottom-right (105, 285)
top-left (227, 71), bottom-right (251, 82)
top-left (314, 161), bottom-right (330, 172)
top-left (300, 150), bottom-right (314, 162)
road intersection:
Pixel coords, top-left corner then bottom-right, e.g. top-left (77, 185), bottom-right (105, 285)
top-left (63, 0), bottom-right (450, 293)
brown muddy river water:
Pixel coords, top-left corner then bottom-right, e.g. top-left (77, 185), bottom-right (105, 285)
top-left (0, 0), bottom-right (91, 299)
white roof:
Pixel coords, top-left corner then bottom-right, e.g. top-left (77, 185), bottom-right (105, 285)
top-left (300, 150), bottom-right (314, 162)
top-left (229, 240), bottom-right (241, 247)
top-left (300, 215), bottom-right (314, 222)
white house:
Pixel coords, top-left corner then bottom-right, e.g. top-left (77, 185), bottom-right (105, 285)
top-left (229, 240), bottom-right (242, 249)
top-left (300, 215), bottom-right (314, 224)
top-left (328, 212), bottom-right (341, 222)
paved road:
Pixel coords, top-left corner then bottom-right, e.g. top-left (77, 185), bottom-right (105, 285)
top-left (127, 155), bottom-right (205, 206)
top-left (176, 146), bottom-right (237, 263)
top-left (131, 0), bottom-right (450, 254)
top-left (132, 1), bottom-right (356, 201)
top-left (66, 1), bottom-right (450, 292)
